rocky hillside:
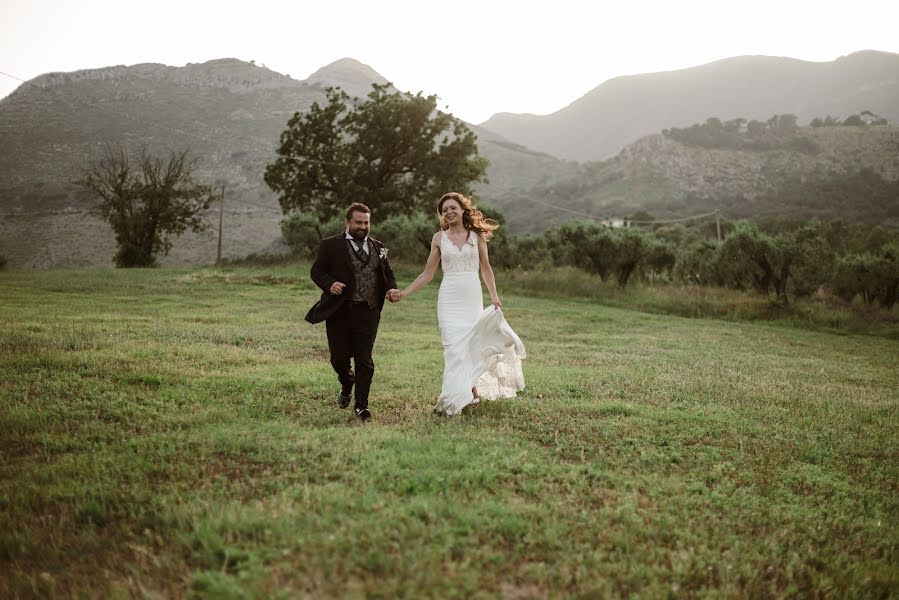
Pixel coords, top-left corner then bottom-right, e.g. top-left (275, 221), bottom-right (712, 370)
top-left (480, 51), bottom-right (899, 162)
top-left (494, 124), bottom-right (899, 232)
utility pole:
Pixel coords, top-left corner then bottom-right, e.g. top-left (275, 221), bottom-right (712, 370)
top-left (216, 185), bottom-right (225, 265)
top-left (715, 210), bottom-right (721, 242)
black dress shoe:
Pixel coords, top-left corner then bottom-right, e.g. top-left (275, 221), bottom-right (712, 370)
top-left (338, 387), bottom-right (351, 409)
top-left (354, 407), bottom-right (371, 421)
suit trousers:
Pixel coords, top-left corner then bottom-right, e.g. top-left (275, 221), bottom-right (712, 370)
top-left (325, 301), bottom-right (381, 410)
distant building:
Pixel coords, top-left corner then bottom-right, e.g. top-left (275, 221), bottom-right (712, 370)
top-left (601, 218), bottom-right (629, 228)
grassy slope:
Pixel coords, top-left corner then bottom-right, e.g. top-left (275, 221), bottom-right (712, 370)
top-left (1, 265), bottom-right (897, 598)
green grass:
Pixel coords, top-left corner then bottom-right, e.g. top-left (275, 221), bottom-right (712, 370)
top-left (1, 264), bottom-right (897, 598)
top-left (503, 266), bottom-right (899, 340)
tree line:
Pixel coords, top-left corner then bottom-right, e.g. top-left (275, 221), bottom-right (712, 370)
top-left (282, 210), bottom-right (898, 308)
top-left (663, 111), bottom-right (890, 153)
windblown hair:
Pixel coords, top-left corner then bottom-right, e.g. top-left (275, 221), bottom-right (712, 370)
top-left (437, 192), bottom-right (499, 242)
top-left (345, 202), bottom-right (371, 220)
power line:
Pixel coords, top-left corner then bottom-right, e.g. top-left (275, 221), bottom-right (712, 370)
top-left (628, 211), bottom-right (720, 224)
top-left (522, 193), bottom-right (725, 225)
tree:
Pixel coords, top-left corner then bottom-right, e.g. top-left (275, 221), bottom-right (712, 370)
top-left (547, 220), bottom-right (617, 280)
top-left (746, 120), bottom-right (766, 136)
top-left (833, 244), bottom-right (899, 308)
top-left (774, 113), bottom-right (798, 132)
top-left (76, 145), bottom-right (215, 267)
top-left (612, 228), bottom-right (674, 287)
top-left (280, 211), bottom-right (343, 257)
top-left (264, 84), bottom-right (488, 220)
top-left (719, 222), bottom-right (828, 305)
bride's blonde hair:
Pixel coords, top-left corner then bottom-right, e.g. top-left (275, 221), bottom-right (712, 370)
top-left (437, 192), bottom-right (499, 242)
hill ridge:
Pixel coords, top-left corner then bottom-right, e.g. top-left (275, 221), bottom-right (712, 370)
top-left (479, 51), bottom-right (899, 161)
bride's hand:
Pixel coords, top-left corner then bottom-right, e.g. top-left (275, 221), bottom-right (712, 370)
top-left (492, 298), bottom-right (502, 310)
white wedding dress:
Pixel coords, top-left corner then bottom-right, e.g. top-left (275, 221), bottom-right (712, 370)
top-left (434, 229), bottom-right (526, 416)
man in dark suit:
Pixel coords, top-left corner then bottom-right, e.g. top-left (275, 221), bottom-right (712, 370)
top-left (305, 203), bottom-right (399, 421)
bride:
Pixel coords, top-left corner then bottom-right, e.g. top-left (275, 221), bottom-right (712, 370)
top-left (394, 192), bottom-right (526, 416)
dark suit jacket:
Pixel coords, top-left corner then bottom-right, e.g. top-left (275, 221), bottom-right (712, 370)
top-left (305, 234), bottom-right (398, 324)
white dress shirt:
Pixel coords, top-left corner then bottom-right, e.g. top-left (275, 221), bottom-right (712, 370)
top-left (345, 231), bottom-right (369, 254)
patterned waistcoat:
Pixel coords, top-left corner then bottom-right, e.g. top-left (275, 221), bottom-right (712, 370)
top-left (348, 241), bottom-right (381, 308)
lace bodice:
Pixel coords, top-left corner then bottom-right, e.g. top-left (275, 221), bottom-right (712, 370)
top-left (440, 230), bottom-right (480, 274)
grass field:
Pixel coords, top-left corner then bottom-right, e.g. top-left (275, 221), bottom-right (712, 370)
top-left (1, 264), bottom-right (897, 598)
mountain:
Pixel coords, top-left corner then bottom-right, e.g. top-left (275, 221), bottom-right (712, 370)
top-left (1, 54), bottom-right (896, 269)
top-left (0, 58), bottom-right (575, 268)
top-left (480, 51), bottom-right (899, 162)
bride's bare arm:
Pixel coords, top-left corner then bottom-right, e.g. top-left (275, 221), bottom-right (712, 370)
top-left (399, 232), bottom-right (442, 300)
top-left (478, 235), bottom-right (502, 309)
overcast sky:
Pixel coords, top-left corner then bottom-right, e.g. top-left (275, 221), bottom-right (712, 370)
top-left (2, 0), bottom-right (897, 124)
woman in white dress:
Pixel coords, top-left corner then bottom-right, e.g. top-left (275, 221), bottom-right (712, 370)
top-left (395, 192), bottom-right (526, 416)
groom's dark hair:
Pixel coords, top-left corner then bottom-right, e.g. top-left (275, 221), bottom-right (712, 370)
top-left (345, 203), bottom-right (371, 220)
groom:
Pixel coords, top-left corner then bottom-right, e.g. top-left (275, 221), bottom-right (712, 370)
top-left (305, 203), bottom-right (399, 421)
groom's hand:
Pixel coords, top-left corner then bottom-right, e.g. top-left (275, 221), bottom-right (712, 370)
top-left (329, 281), bottom-right (346, 295)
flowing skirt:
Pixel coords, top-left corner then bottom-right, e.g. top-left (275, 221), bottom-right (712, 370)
top-left (435, 272), bottom-right (526, 416)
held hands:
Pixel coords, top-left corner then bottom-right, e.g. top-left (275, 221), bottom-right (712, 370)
top-left (386, 289), bottom-right (403, 303)
top-left (329, 281), bottom-right (347, 295)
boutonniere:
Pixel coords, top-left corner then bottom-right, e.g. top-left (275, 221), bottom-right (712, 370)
top-left (379, 247), bottom-right (389, 260)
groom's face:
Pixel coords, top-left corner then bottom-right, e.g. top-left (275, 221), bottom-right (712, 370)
top-left (346, 210), bottom-right (370, 242)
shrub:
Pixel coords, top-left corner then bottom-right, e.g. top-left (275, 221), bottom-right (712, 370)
top-left (280, 211), bottom-right (342, 257)
top-left (376, 213), bottom-right (436, 264)
top-left (833, 244), bottom-right (899, 308)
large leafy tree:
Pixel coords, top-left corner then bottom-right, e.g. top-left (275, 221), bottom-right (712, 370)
top-left (264, 84), bottom-right (488, 219)
top-left (719, 222), bottom-right (830, 305)
top-left (76, 145), bottom-right (214, 267)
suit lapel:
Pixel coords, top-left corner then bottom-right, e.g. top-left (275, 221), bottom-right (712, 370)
top-left (338, 236), bottom-right (353, 271)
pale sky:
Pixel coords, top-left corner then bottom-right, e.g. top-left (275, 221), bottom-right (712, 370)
top-left (2, 0), bottom-right (898, 124)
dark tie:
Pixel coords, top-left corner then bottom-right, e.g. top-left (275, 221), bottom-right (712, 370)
top-left (351, 240), bottom-right (368, 265)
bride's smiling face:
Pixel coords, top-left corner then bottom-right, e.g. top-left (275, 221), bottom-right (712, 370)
top-left (440, 199), bottom-right (463, 225)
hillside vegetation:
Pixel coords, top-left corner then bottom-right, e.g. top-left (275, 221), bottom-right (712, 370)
top-left (496, 123), bottom-right (899, 232)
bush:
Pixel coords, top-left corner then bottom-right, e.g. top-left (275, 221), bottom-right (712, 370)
top-left (833, 244), bottom-right (899, 308)
top-left (280, 211), bottom-right (342, 257)
top-left (0, 254), bottom-right (6, 270)
top-left (376, 213), bottom-right (436, 264)
top-left (545, 220), bottom-right (617, 280)
top-left (490, 233), bottom-right (554, 270)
